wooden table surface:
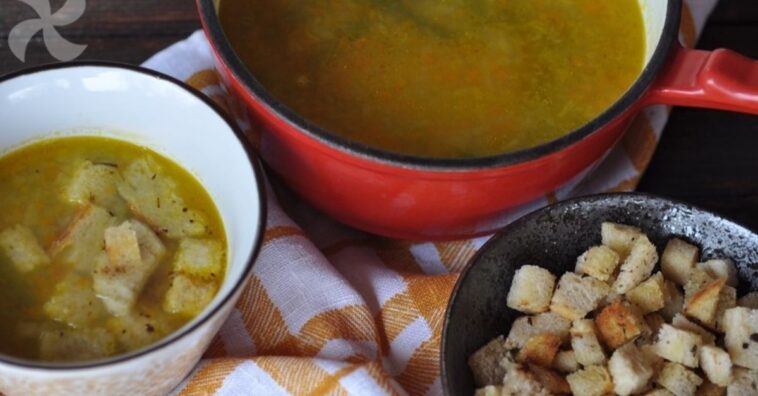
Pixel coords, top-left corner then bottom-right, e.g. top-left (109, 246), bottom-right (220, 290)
top-left (1, 0), bottom-right (756, 231)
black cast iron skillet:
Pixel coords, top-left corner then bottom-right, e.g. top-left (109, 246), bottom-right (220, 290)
top-left (442, 193), bottom-right (758, 395)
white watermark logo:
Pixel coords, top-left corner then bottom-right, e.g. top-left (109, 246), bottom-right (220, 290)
top-left (8, 0), bottom-right (87, 62)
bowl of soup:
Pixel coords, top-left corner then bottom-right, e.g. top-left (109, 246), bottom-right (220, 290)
top-left (0, 63), bottom-right (265, 396)
top-left (197, 0), bottom-right (758, 240)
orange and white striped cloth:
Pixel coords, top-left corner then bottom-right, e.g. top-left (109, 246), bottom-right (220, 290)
top-left (143, 2), bottom-right (718, 394)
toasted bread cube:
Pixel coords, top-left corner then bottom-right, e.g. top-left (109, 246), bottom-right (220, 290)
top-left (685, 278), bottom-right (727, 329)
top-left (661, 280), bottom-right (685, 321)
top-left (612, 236), bottom-right (658, 294)
top-left (571, 319), bottom-right (607, 366)
top-left (672, 314), bottom-right (716, 345)
top-left (645, 390), bottom-right (675, 396)
top-left (647, 313), bottom-right (667, 335)
top-left (654, 324), bottom-right (703, 368)
top-left (474, 386), bottom-right (503, 396)
top-left (468, 336), bottom-right (510, 386)
top-left (501, 364), bottom-right (551, 396)
top-left (550, 273), bottom-right (610, 321)
top-left (566, 365), bottom-right (614, 396)
top-left (49, 205), bottom-right (117, 272)
top-left (596, 298), bottom-right (646, 349)
top-left (662, 239), bottom-right (700, 286)
top-left (602, 222), bottom-right (644, 257)
top-left (163, 274), bottom-right (218, 317)
top-left (609, 343), bottom-right (654, 396)
top-left (697, 259), bottom-right (738, 288)
top-left (529, 364), bottom-right (571, 394)
top-left (576, 245), bottom-right (621, 282)
top-left (738, 292), bottom-right (758, 310)
top-left (627, 272), bottom-right (667, 314)
top-left (553, 350), bottom-right (579, 373)
top-left (118, 157), bottom-right (207, 239)
top-left (699, 345), bottom-right (732, 387)
top-left (507, 265), bottom-right (556, 314)
top-left (684, 268), bottom-right (716, 301)
top-left (517, 333), bottom-right (562, 367)
top-left (173, 238), bottom-right (223, 279)
top-left (715, 286), bottom-right (736, 333)
top-left (39, 327), bottom-right (117, 362)
top-left (0, 224), bottom-right (50, 273)
top-left (106, 308), bottom-right (170, 353)
top-left (727, 367), bottom-right (758, 396)
top-left (504, 312), bottom-right (571, 349)
top-left (696, 380), bottom-right (725, 396)
top-left (65, 160), bottom-right (126, 215)
top-left (94, 221), bottom-right (164, 316)
top-left (723, 307), bottom-right (758, 370)
top-left (43, 274), bottom-right (108, 328)
top-left (655, 362), bottom-right (702, 396)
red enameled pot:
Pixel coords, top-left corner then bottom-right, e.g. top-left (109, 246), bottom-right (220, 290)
top-left (197, 0), bottom-right (758, 240)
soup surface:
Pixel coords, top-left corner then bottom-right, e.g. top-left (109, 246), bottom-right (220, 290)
top-left (0, 136), bottom-right (226, 362)
top-left (220, 0), bottom-right (646, 158)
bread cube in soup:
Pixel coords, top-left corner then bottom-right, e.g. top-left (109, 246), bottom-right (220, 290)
top-left (662, 238), bottom-right (700, 286)
top-left (49, 205), bottom-right (117, 273)
top-left (504, 312), bottom-right (571, 349)
top-left (517, 333), bottom-right (561, 367)
top-left (43, 274), bottom-right (108, 328)
top-left (468, 336), bottom-right (510, 387)
top-left (576, 245), bottom-right (620, 282)
top-left (550, 272), bottom-right (609, 321)
top-left (163, 274), bottom-right (218, 317)
top-left (173, 238), bottom-right (224, 279)
top-left (609, 343), bottom-right (654, 396)
top-left (596, 298), bottom-right (646, 349)
top-left (654, 324), bottom-right (703, 368)
top-left (698, 345), bottom-right (732, 387)
top-left (507, 265), bottom-right (555, 314)
top-left (529, 364), bottom-right (571, 394)
top-left (655, 362), bottom-right (702, 396)
top-left (723, 307), bottom-right (758, 370)
top-left (738, 292), bottom-right (758, 310)
top-left (65, 160), bottom-right (125, 215)
top-left (697, 259), bottom-right (738, 288)
top-left (0, 224), bottom-right (50, 273)
top-left (571, 319), bottom-right (606, 366)
top-left (39, 327), bottom-right (117, 362)
top-left (672, 313), bottom-right (716, 345)
top-left (612, 236), bottom-right (658, 294)
top-left (566, 365), bottom-right (614, 396)
top-left (106, 308), bottom-right (170, 353)
top-left (727, 367), bottom-right (758, 396)
top-left (601, 222), bottom-right (644, 257)
top-left (626, 272), bottom-right (666, 314)
top-left (553, 350), bottom-right (579, 373)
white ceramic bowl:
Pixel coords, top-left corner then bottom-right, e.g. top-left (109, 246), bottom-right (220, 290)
top-left (0, 62), bottom-right (265, 396)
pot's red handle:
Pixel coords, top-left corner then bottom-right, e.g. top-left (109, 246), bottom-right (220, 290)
top-left (646, 44), bottom-right (758, 114)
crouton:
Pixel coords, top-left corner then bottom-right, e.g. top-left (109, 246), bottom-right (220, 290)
top-left (576, 245), bottom-right (620, 282)
top-left (468, 336), bottom-right (510, 386)
top-left (550, 273), bottom-right (610, 320)
top-left (727, 367), bottom-right (758, 396)
top-left (723, 307), bottom-right (758, 370)
top-left (685, 278), bottom-right (727, 329)
top-left (39, 327), bottom-right (117, 362)
top-left (118, 157), bottom-right (208, 239)
top-left (612, 236), bottom-right (658, 294)
top-left (507, 265), bottom-right (556, 314)
top-left (695, 380), bottom-right (725, 396)
top-left (609, 343), bottom-right (654, 396)
top-left (518, 333), bottom-right (562, 367)
top-left (596, 298), bottom-right (646, 349)
top-left (602, 222), bottom-right (644, 257)
top-left (571, 319), bottom-right (607, 366)
top-left (65, 160), bottom-right (126, 215)
top-left (566, 365), bottom-right (614, 396)
top-left (647, 313), bottom-right (667, 336)
top-left (699, 345), bottom-right (732, 387)
top-left (641, 343), bottom-right (666, 372)
top-left (501, 364), bottom-right (551, 396)
top-left (529, 364), bottom-right (571, 394)
top-left (553, 350), bottom-right (579, 373)
top-left (655, 362), bottom-right (703, 396)
top-left (738, 292), bottom-right (758, 310)
top-left (0, 224), bottom-right (50, 273)
top-left (627, 272), bottom-right (667, 314)
top-left (684, 268), bottom-right (716, 301)
top-left (504, 312), bottom-right (571, 349)
top-left (672, 314), bottom-right (716, 345)
top-left (474, 386), bottom-right (503, 396)
top-left (93, 221), bottom-right (163, 316)
top-left (128, 219), bottom-right (166, 266)
top-left (662, 239), bottom-right (700, 286)
top-left (661, 280), bottom-right (685, 321)
top-left (645, 390), bottom-right (675, 396)
top-left (172, 238), bottom-right (223, 279)
top-left (43, 274), bottom-right (108, 328)
top-left (105, 308), bottom-right (170, 352)
top-left (49, 205), bottom-right (117, 272)
top-left (715, 286), bottom-right (736, 333)
top-left (654, 324), bottom-right (703, 368)
top-left (163, 274), bottom-right (218, 317)
top-left (697, 259), bottom-right (738, 288)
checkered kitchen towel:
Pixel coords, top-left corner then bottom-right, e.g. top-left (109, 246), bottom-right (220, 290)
top-left (143, 1), bottom-right (718, 394)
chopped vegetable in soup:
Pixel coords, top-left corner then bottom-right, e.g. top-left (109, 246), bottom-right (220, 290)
top-left (0, 137), bottom-right (226, 362)
top-left (220, 0), bottom-right (645, 158)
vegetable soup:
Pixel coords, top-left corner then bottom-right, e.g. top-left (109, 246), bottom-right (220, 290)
top-left (0, 136), bottom-right (226, 362)
top-left (219, 0), bottom-right (646, 158)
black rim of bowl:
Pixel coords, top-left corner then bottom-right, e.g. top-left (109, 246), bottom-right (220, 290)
top-left (440, 192), bottom-right (758, 394)
top-left (197, 0), bottom-right (681, 170)
top-left (0, 61), bottom-right (267, 370)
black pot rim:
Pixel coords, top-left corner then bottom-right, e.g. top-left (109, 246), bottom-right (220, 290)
top-left (197, 0), bottom-right (682, 171)
top-left (0, 61), bottom-right (267, 371)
